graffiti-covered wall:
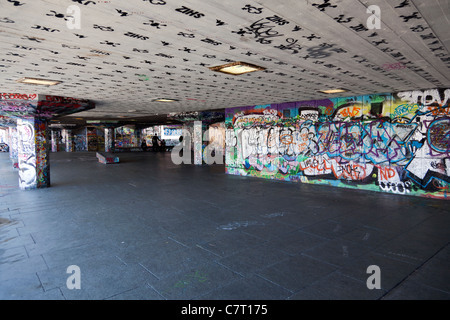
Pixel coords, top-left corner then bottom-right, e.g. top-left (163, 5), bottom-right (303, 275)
top-left (225, 88), bottom-right (450, 199)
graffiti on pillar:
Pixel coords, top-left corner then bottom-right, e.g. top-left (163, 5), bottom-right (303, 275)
top-left (225, 88), bottom-right (450, 199)
top-left (17, 119), bottom-right (37, 190)
top-left (87, 127), bottom-right (98, 151)
top-left (35, 119), bottom-right (50, 188)
top-left (74, 134), bottom-right (87, 151)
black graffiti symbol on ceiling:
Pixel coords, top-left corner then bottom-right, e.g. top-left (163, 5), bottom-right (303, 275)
top-left (0, 17), bottom-right (15, 23)
top-left (116, 9), bottom-right (129, 16)
top-left (216, 19), bottom-right (226, 26)
top-left (72, 0), bottom-right (96, 5)
top-left (143, 0), bottom-right (166, 5)
top-left (312, 0), bottom-right (337, 12)
top-left (94, 24), bottom-right (114, 31)
top-left (242, 4), bottom-right (263, 14)
top-left (124, 32), bottom-right (148, 40)
top-left (143, 19), bottom-right (167, 29)
top-left (31, 25), bottom-right (59, 32)
top-left (175, 6), bottom-right (205, 19)
top-left (232, 18), bottom-right (284, 44)
top-left (399, 12), bottom-right (422, 22)
top-left (395, 0), bottom-right (410, 9)
top-left (100, 40), bottom-right (120, 47)
top-left (46, 11), bottom-right (72, 21)
top-left (7, 0), bottom-right (25, 6)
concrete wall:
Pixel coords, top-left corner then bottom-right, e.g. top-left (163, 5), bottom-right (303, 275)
top-left (225, 88), bottom-right (450, 199)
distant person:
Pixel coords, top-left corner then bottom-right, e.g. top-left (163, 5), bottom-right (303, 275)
top-left (152, 134), bottom-right (160, 151)
top-left (160, 139), bottom-right (166, 152)
top-left (141, 139), bottom-right (147, 152)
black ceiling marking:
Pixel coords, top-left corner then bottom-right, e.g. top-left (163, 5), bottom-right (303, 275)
top-left (178, 32), bottom-right (195, 38)
top-left (266, 15), bottom-right (290, 26)
top-left (311, 0), bottom-right (337, 12)
top-left (242, 5), bottom-right (263, 14)
top-left (74, 33), bottom-right (87, 38)
top-left (62, 44), bottom-right (81, 49)
top-left (100, 40), bottom-right (120, 47)
top-left (292, 25), bottom-right (302, 32)
top-left (334, 14), bottom-right (353, 24)
top-left (7, 0), bottom-right (25, 6)
top-left (75, 55), bottom-right (90, 60)
top-left (201, 38), bottom-right (222, 46)
top-left (72, 0), bottom-right (96, 5)
top-left (179, 47), bottom-right (196, 53)
top-left (14, 45), bottom-right (35, 50)
top-left (22, 36), bottom-right (44, 43)
top-left (94, 24), bottom-right (114, 31)
top-left (46, 11), bottom-right (71, 21)
top-left (216, 19), bottom-right (226, 27)
top-left (0, 17), bottom-right (14, 23)
top-left (116, 9), bottom-right (129, 16)
top-left (155, 53), bottom-right (174, 58)
top-left (124, 32), bottom-right (149, 40)
top-left (90, 49), bottom-right (110, 55)
top-left (232, 18), bottom-right (285, 44)
top-left (395, 0), bottom-right (410, 9)
top-left (67, 62), bottom-right (85, 67)
top-left (143, 0), bottom-right (166, 5)
top-left (133, 48), bottom-right (149, 53)
top-left (274, 38), bottom-right (302, 54)
top-left (399, 12), bottom-right (421, 23)
top-left (31, 25), bottom-right (59, 32)
top-left (175, 6), bottom-right (205, 19)
top-left (349, 23), bottom-right (369, 32)
top-left (161, 41), bottom-right (170, 46)
top-left (143, 19), bottom-right (167, 29)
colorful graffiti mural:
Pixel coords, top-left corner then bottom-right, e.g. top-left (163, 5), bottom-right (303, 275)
top-left (16, 118), bottom-right (50, 189)
top-left (225, 88), bottom-right (450, 199)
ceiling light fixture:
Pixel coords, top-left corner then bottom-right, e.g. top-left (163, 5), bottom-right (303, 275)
top-left (152, 98), bottom-right (178, 102)
top-left (208, 61), bottom-right (265, 75)
top-left (318, 88), bottom-right (349, 94)
top-left (16, 77), bottom-right (62, 86)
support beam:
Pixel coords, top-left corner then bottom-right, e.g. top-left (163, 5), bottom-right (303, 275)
top-left (193, 121), bottom-right (202, 165)
top-left (8, 126), bottom-right (19, 170)
top-left (104, 128), bottom-right (115, 153)
top-left (51, 130), bottom-right (58, 153)
top-left (17, 118), bottom-right (50, 190)
top-left (63, 129), bottom-right (73, 152)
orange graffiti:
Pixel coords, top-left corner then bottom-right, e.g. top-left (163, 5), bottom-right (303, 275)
top-left (339, 106), bottom-right (361, 118)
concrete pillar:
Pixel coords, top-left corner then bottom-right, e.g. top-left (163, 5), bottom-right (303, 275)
top-left (104, 128), bottom-right (115, 153)
top-left (51, 130), bottom-right (58, 152)
top-left (193, 121), bottom-right (202, 165)
top-left (8, 126), bottom-right (19, 170)
top-left (17, 118), bottom-right (50, 190)
top-left (63, 129), bottom-right (73, 152)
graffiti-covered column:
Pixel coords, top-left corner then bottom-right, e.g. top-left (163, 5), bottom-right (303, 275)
top-left (17, 118), bottom-right (50, 190)
top-left (63, 129), bottom-right (73, 152)
top-left (8, 126), bottom-right (19, 170)
top-left (193, 121), bottom-right (202, 165)
top-left (104, 128), bottom-right (115, 153)
top-left (51, 130), bottom-right (58, 152)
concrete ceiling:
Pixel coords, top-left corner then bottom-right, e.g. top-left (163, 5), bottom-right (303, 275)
top-left (1, 0), bottom-right (449, 123)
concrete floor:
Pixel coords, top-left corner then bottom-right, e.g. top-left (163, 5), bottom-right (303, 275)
top-left (0, 151), bottom-right (449, 300)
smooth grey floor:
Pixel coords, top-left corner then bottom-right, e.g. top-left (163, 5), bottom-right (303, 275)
top-left (0, 151), bottom-right (449, 300)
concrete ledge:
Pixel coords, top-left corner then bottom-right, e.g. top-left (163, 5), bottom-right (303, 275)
top-left (96, 152), bottom-right (119, 164)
